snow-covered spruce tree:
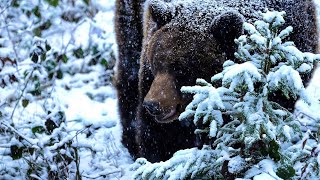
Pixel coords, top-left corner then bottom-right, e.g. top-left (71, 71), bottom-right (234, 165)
top-left (132, 11), bottom-right (320, 179)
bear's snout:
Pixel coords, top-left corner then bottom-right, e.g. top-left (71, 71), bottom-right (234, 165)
top-left (143, 101), bottom-right (161, 115)
top-left (144, 73), bottom-right (184, 123)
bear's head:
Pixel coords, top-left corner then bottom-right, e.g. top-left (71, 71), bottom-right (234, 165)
top-left (142, 0), bottom-right (244, 123)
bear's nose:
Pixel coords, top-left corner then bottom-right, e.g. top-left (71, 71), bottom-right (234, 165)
top-left (143, 101), bottom-right (161, 115)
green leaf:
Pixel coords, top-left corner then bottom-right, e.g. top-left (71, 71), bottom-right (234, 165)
top-left (41, 53), bottom-right (46, 61)
top-left (32, 6), bottom-right (41, 18)
top-left (45, 43), bottom-right (51, 51)
top-left (48, 72), bottom-right (54, 80)
top-left (45, 0), bottom-right (59, 7)
top-left (57, 111), bottom-right (65, 120)
top-left (56, 69), bottom-right (63, 79)
top-left (22, 99), bottom-right (29, 108)
top-left (32, 126), bottom-right (46, 134)
top-left (33, 27), bottom-right (42, 37)
top-left (45, 60), bottom-right (56, 71)
top-left (83, 0), bottom-right (90, 5)
top-left (101, 58), bottom-right (108, 68)
top-left (30, 81), bottom-right (42, 96)
top-left (11, 0), bottom-right (19, 7)
top-left (62, 54), bottom-right (68, 63)
top-left (45, 119), bottom-right (57, 134)
top-left (31, 53), bottom-right (38, 63)
top-left (268, 139), bottom-right (280, 162)
top-left (10, 145), bottom-right (23, 160)
top-left (73, 48), bottom-right (84, 58)
top-left (276, 165), bottom-right (295, 179)
top-left (92, 46), bottom-right (99, 55)
top-left (41, 21), bottom-right (52, 30)
top-left (30, 88), bottom-right (41, 96)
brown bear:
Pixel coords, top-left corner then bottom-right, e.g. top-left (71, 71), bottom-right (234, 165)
top-left (115, 0), bottom-right (318, 163)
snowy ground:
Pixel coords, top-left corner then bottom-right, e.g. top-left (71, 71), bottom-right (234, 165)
top-left (0, 0), bottom-right (319, 179)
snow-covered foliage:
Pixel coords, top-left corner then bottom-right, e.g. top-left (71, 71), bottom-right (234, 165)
top-left (131, 146), bottom-right (215, 179)
top-left (0, 0), bottom-right (132, 179)
top-left (133, 11), bottom-right (320, 179)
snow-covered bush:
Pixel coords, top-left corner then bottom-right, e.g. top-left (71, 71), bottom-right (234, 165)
top-left (0, 0), bottom-right (119, 178)
top-left (132, 11), bottom-right (320, 179)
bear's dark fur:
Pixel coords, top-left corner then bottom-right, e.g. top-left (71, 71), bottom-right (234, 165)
top-left (114, 0), bottom-right (145, 157)
top-left (115, 0), bottom-right (318, 162)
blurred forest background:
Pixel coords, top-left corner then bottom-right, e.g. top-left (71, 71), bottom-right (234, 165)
top-left (0, 0), bottom-right (134, 179)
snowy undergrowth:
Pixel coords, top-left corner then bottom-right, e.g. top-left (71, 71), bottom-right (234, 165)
top-left (0, 0), bottom-right (132, 179)
top-left (132, 11), bottom-right (320, 180)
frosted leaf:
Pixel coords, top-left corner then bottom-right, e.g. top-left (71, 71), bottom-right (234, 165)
top-left (245, 166), bottom-right (262, 178)
top-left (296, 63), bottom-right (312, 74)
top-left (209, 120), bottom-right (217, 137)
top-left (271, 37), bottom-right (281, 47)
top-left (223, 60), bottom-right (236, 68)
top-left (254, 20), bottom-right (269, 37)
top-left (250, 34), bottom-right (266, 46)
top-left (133, 147), bottom-right (215, 179)
top-left (228, 155), bottom-right (246, 173)
top-left (304, 53), bottom-right (317, 63)
top-left (272, 109), bottom-right (287, 117)
top-left (236, 35), bottom-right (247, 43)
top-left (282, 125), bottom-right (291, 140)
top-left (208, 89), bottom-right (225, 110)
top-left (211, 72), bottom-right (223, 82)
top-left (179, 109), bottom-right (195, 120)
top-left (253, 173), bottom-right (276, 180)
top-left (281, 46), bottom-right (304, 63)
top-left (248, 113), bottom-right (262, 125)
top-left (244, 136), bottom-right (259, 148)
top-left (222, 62), bottom-right (261, 92)
top-left (244, 72), bottom-right (254, 92)
top-left (282, 41), bottom-right (295, 47)
top-left (243, 22), bottom-right (258, 35)
top-left (196, 78), bottom-right (212, 86)
top-left (181, 85), bottom-right (211, 95)
top-left (255, 159), bottom-right (279, 179)
top-left (268, 65), bottom-right (304, 99)
top-left (262, 11), bottom-right (285, 27)
top-left (278, 26), bottom-right (293, 39)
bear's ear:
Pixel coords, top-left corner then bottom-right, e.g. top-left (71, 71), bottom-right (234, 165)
top-left (149, 0), bottom-right (174, 28)
top-left (211, 11), bottom-right (244, 58)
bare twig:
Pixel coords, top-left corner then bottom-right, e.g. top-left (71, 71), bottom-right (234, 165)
top-left (0, 121), bottom-right (36, 146)
top-left (81, 170), bottom-right (122, 179)
top-left (10, 68), bottom-right (35, 120)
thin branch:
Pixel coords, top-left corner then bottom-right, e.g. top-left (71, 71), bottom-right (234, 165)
top-left (10, 68), bottom-right (35, 120)
top-left (0, 121), bottom-right (36, 146)
top-left (81, 170), bottom-right (122, 179)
